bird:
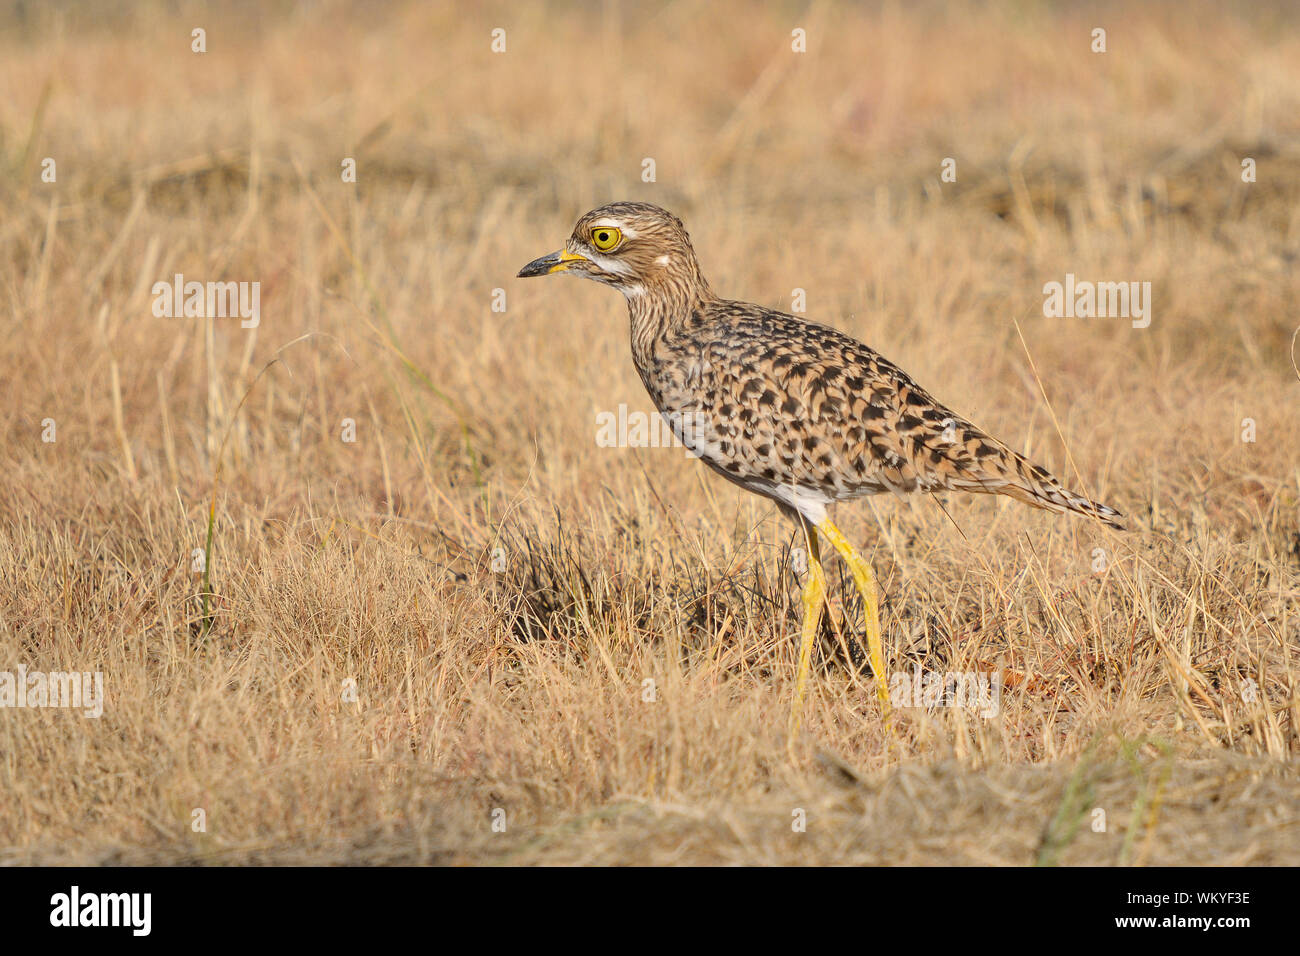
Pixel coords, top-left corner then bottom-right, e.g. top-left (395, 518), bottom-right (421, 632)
top-left (518, 201), bottom-right (1123, 734)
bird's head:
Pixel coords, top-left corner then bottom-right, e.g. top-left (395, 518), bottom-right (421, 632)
top-left (517, 201), bottom-right (708, 300)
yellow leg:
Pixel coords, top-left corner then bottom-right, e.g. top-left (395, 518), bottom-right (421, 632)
top-left (789, 528), bottom-right (827, 737)
top-left (816, 518), bottom-right (892, 718)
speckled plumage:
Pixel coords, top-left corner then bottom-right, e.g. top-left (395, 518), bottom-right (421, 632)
top-left (521, 201), bottom-right (1123, 532)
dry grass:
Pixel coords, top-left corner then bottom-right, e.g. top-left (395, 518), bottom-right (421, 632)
top-left (0, 0), bottom-right (1297, 865)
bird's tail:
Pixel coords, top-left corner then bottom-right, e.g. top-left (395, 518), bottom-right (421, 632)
top-left (993, 450), bottom-right (1125, 531)
top-left (923, 413), bottom-right (1125, 530)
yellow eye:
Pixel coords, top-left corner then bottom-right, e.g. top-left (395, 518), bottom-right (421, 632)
top-left (590, 226), bottom-right (622, 252)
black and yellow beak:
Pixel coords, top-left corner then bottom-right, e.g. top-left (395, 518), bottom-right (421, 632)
top-left (517, 249), bottom-right (588, 278)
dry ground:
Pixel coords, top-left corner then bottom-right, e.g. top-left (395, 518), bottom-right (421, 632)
top-left (0, 0), bottom-right (1297, 865)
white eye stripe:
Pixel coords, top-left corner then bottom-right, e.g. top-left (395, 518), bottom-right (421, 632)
top-left (581, 248), bottom-right (634, 274)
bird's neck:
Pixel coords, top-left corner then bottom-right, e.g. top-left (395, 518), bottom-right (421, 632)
top-left (626, 276), bottom-right (714, 370)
